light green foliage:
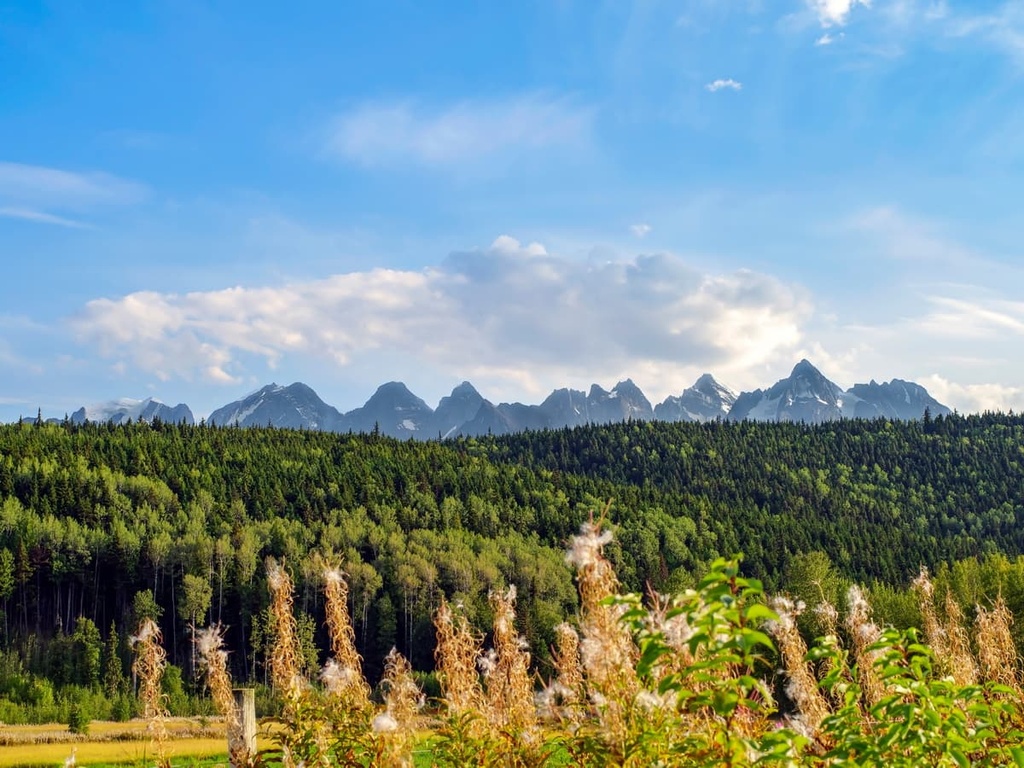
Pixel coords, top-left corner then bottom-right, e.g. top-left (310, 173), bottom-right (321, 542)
top-left (132, 588), bottom-right (163, 625)
top-left (816, 628), bottom-right (1024, 767)
top-left (179, 573), bottom-right (213, 628)
top-left (562, 558), bottom-right (804, 767)
top-left (785, 550), bottom-right (847, 635)
top-left (70, 615), bottom-right (102, 689)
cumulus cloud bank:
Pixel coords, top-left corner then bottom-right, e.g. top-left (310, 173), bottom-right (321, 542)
top-left (921, 376), bottom-right (1024, 414)
top-left (72, 237), bottom-right (811, 397)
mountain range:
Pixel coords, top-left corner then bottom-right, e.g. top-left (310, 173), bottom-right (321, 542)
top-left (63, 360), bottom-right (952, 438)
top-left (69, 397), bottom-right (195, 427)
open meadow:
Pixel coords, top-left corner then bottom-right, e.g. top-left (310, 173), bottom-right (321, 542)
top-left (0, 719), bottom-right (226, 768)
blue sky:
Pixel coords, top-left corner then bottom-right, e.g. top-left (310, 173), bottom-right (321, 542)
top-left (2, 0), bottom-right (1024, 420)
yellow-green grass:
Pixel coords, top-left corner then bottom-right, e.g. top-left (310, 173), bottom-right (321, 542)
top-left (0, 737), bottom-right (226, 767)
top-left (0, 720), bottom-right (228, 767)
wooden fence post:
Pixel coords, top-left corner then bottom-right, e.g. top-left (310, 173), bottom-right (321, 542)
top-left (230, 688), bottom-right (257, 766)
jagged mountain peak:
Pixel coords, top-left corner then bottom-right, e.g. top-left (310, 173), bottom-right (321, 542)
top-left (208, 381), bottom-right (341, 430)
top-left (339, 381), bottom-right (433, 437)
top-left (612, 378), bottom-right (643, 394)
top-left (728, 360), bottom-right (845, 422)
top-left (449, 381), bottom-right (480, 397)
top-left (588, 379), bottom-right (653, 423)
top-left (434, 382), bottom-right (487, 439)
top-left (369, 381), bottom-right (419, 400)
top-left (654, 373), bottom-right (736, 423)
top-left (694, 372), bottom-right (718, 388)
top-left (847, 378), bottom-right (952, 420)
top-left (71, 396), bottom-right (194, 426)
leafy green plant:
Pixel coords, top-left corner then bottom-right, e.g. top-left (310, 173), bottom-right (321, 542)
top-left (66, 697), bottom-right (90, 735)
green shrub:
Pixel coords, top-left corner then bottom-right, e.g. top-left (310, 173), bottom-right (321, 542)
top-left (161, 663), bottom-right (189, 715)
top-left (111, 692), bottom-right (136, 722)
top-left (66, 699), bottom-right (90, 735)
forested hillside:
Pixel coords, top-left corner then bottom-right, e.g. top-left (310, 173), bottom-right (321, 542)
top-left (483, 412), bottom-right (1024, 583)
top-left (1, 412), bottom-right (1024, 712)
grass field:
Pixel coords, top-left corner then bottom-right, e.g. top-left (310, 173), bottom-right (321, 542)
top-left (0, 720), bottom-right (446, 767)
top-left (0, 719), bottom-right (229, 767)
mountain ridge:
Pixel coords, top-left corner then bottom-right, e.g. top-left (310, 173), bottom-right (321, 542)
top-left (62, 360), bottom-right (952, 438)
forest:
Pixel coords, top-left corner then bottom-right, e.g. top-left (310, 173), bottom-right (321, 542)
top-left (2, 412), bottom-right (1024, 723)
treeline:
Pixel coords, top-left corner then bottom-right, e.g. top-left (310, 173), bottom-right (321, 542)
top-left (1, 413), bottom-right (1024, 710)
top-left (483, 412), bottom-right (1024, 584)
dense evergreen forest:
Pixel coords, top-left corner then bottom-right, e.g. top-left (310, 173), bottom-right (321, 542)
top-left (2, 412), bottom-right (1024, 720)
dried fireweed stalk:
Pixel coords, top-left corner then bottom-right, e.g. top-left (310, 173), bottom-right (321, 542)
top-left (382, 646), bottom-right (424, 728)
top-left (645, 589), bottom-right (697, 677)
top-left (538, 622), bottom-right (584, 725)
top-left (912, 568), bottom-right (949, 670)
top-left (767, 595), bottom-right (831, 741)
top-left (565, 515), bottom-right (639, 738)
top-left (266, 558), bottom-right (305, 704)
top-left (196, 625), bottom-right (247, 764)
top-left (942, 589), bottom-right (978, 687)
top-left (556, 622), bottom-right (584, 697)
top-left (131, 618), bottom-right (169, 766)
top-left (483, 585), bottom-right (536, 732)
top-left (975, 597), bottom-right (1021, 694)
top-left (322, 566), bottom-right (371, 708)
top-left (434, 597), bottom-right (484, 716)
top-left (846, 585), bottom-right (886, 709)
top-left (815, 601), bottom-right (840, 640)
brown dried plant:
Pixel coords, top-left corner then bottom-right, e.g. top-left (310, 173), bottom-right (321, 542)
top-left (433, 597), bottom-right (484, 716)
top-left (266, 558), bottom-right (305, 706)
top-left (767, 595), bottom-right (831, 741)
top-left (538, 622), bottom-right (585, 726)
top-left (553, 622), bottom-right (584, 698)
top-left (912, 568), bottom-right (950, 669)
top-left (321, 566), bottom-right (371, 708)
top-left (360, 647), bottom-right (422, 768)
top-left (381, 646), bottom-right (424, 729)
top-left (644, 589), bottom-right (697, 677)
top-left (565, 515), bottom-right (639, 741)
top-left (480, 585), bottom-right (536, 733)
top-left (845, 585), bottom-right (886, 709)
top-left (130, 618), bottom-right (169, 768)
top-left (814, 600), bottom-right (840, 640)
top-left (975, 597), bottom-right (1021, 694)
top-left (942, 589), bottom-right (978, 687)
top-left (195, 625), bottom-right (248, 766)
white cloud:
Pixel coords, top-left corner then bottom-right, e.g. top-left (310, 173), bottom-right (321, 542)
top-left (706, 79), bottom-right (743, 92)
top-left (944, 2), bottom-right (1024, 64)
top-left (915, 295), bottom-right (1024, 340)
top-left (71, 237), bottom-right (811, 401)
top-left (0, 162), bottom-right (146, 208)
top-left (797, 277), bottom-right (1024, 414)
top-left (807, 0), bottom-right (870, 28)
top-left (844, 0), bottom-right (1022, 63)
top-left (815, 32), bottom-right (844, 44)
top-left (0, 206), bottom-right (93, 229)
top-left (630, 223), bottom-right (652, 238)
top-left (919, 375), bottom-right (1024, 414)
top-left (0, 162), bottom-right (146, 228)
top-left (326, 94), bottom-right (593, 167)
